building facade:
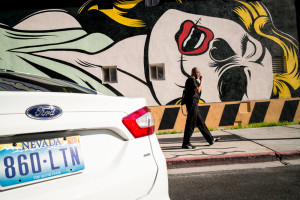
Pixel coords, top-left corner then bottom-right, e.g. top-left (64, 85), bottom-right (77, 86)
top-left (0, 0), bottom-right (299, 106)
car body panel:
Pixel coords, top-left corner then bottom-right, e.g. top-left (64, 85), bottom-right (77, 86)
top-left (0, 92), bottom-right (145, 139)
top-left (0, 72), bottom-right (169, 199)
top-left (0, 130), bottom-right (158, 199)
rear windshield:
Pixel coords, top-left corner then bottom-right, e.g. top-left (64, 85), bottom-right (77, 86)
top-left (0, 73), bottom-right (96, 94)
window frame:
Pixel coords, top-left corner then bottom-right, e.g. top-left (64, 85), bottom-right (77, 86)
top-left (272, 56), bottom-right (286, 73)
top-left (102, 66), bottom-right (118, 83)
top-left (149, 64), bottom-right (165, 81)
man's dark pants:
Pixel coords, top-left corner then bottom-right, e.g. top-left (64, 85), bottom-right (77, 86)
top-left (183, 98), bottom-right (214, 145)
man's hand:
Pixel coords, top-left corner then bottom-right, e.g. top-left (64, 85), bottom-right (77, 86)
top-left (194, 76), bottom-right (203, 94)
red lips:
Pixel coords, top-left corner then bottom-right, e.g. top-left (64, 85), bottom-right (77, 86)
top-left (175, 20), bottom-right (214, 55)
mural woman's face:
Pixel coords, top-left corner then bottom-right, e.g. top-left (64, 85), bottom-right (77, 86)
top-left (148, 9), bottom-right (272, 104)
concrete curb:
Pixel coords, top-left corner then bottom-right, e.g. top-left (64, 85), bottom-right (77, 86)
top-left (166, 150), bottom-right (300, 169)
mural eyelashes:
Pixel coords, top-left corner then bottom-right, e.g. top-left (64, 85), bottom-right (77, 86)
top-left (241, 34), bottom-right (256, 58)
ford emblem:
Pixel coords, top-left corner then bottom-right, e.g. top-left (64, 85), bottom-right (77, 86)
top-left (26, 105), bottom-right (63, 120)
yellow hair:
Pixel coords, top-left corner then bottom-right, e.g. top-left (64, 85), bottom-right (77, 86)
top-left (233, 0), bottom-right (300, 98)
top-left (175, 99), bottom-right (204, 105)
top-left (79, 0), bottom-right (185, 27)
top-left (79, 0), bottom-right (145, 27)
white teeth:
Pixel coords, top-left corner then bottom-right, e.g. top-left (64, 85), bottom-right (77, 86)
top-left (194, 33), bottom-right (205, 49)
top-left (182, 28), bottom-right (205, 50)
top-left (183, 28), bottom-right (195, 48)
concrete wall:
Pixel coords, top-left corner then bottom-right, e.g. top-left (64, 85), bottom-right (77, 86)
top-left (150, 98), bottom-right (300, 132)
top-left (0, 0), bottom-right (299, 106)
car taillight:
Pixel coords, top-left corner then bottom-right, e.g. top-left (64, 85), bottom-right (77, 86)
top-left (122, 106), bottom-right (155, 138)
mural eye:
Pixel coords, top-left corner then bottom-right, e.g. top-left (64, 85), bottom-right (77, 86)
top-left (241, 35), bottom-right (256, 58)
top-left (175, 20), bottom-right (214, 55)
top-left (218, 66), bottom-right (247, 101)
top-left (210, 38), bottom-right (236, 61)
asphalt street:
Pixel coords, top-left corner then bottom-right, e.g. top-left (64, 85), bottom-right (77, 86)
top-left (168, 160), bottom-right (300, 200)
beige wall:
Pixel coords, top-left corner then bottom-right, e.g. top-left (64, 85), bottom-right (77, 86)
top-left (150, 98), bottom-right (300, 133)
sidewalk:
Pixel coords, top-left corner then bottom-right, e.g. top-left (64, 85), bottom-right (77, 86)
top-left (157, 125), bottom-right (300, 169)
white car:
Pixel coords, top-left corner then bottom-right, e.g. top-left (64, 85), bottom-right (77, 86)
top-left (0, 71), bottom-right (169, 200)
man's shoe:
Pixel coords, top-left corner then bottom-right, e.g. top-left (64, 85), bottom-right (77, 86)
top-left (188, 143), bottom-right (196, 149)
top-left (209, 137), bottom-right (221, 145)
top-left (182, 144), bottom-right (196, 149)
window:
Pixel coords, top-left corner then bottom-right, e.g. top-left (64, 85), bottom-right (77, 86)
top-left (145, 0), bottom-right (160, 7)
top-left (102, 66), bottom-right (118, 83)
top-left (272, 56), bottom-right (286, 73)
top-left (150, 64), bottom-right (165, 80)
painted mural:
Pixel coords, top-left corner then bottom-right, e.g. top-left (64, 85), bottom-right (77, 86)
top-left (0, 0), bottom-right (299, 106)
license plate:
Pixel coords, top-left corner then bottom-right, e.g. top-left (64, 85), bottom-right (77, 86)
top-left (0, 136), bottom-right (85, 189)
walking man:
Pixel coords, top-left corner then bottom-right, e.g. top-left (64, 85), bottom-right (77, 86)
top-left (182, 67), bottom-right (220, 149)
